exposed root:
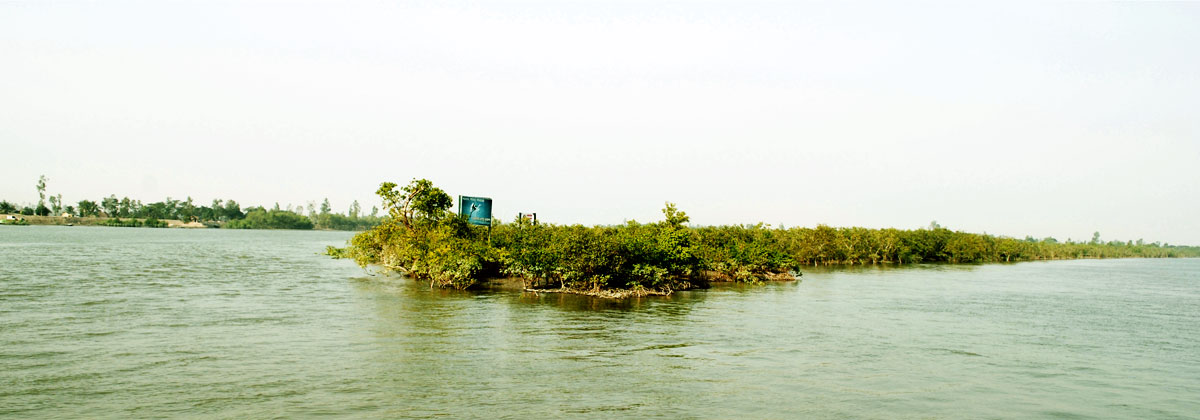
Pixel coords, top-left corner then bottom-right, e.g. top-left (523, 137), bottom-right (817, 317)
top-left (524, 287), bottom-right (673, 299)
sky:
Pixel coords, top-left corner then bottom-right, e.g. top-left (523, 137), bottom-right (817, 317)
top-left (2, 1), bottom-right (1198, 245)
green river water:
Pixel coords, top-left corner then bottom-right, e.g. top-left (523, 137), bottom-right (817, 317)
top-left (1, 226), bottom-right (1197, 419)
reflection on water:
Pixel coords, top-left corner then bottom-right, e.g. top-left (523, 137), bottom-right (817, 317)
top-left (2, 226), bottom-right (1198, 419)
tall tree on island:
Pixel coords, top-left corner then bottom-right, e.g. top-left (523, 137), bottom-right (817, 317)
top-left (376, 179), bottom-right (452, 229)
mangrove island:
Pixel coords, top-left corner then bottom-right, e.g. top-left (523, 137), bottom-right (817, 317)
top-left (329, 179), bottom-right (1200, 298)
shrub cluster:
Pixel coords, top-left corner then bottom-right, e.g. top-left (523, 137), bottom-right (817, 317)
top-left (336, 206), bottom-right (723, 293)
top-left (333, 180), bottom-right (801, 293)
top-left (98, 217), bottom-right (167, 228)
top-left (492, 204), bottom-right (710, 293)
top-left (227, 210), bottom-right (315, 229)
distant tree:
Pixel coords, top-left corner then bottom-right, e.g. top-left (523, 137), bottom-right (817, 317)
top-left (143, 201), bottom-right (170, 219)
top-left (101, 195), bottom-right (119, 217)
top-left (222, 199), bottom-right (244, 220)
top-left (1091, 231), bottom-right (1101, 245)
top-left (36, 175), bottom-right (47, 210)
top-left (194, 204), bottom-right (215, 222)
top-left (370, 206), bottom-right (379, 218)
top-left (349, 200), bottom-right (360, 219)
top-left (180, 197), bottom-right (196, 221)
top-left (21, 206), bottom-right (34, 215)
top-left (164, 197), bottom-right (180, 219)
top-left (35, 203), bottom-right (50, 216)
top-left (77, 200), bottom-right (100, 217)
top-left (320, 198), bottom-right (332, 215)
top-left (118, 197), bottom-right (133, 217)
top-left (65, 205), bottom-right (76, 216)
top-left (0, 201), bottom-right (15, 214)
top-left (49, 195), bottom-right (60, 214)
top-left (928, 220), bottom-right (942, 230)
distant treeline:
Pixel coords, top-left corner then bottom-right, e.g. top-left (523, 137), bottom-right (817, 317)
top-left (0, 196), bottom-right (381, 230)
top-left (1, 175), bottom-right (382, 230)
top-left (332, 179), bottom-right (1200, 296)
top-left (702, 223), bottom-right (1198, 266)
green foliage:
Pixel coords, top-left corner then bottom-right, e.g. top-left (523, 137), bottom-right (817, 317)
top-left (76, 200), bottom-right (100, 217)
top-left (94, 217), bottom-right (165, 228)
top-left (695, 224), bottom-right (797, 282)
top-left (227, 209), bottom-right (315, 229)
top-left (312, 213), bottom-right (382, 231)
top-left (342, 189), bottom-right (714, 293)
top-left (101, 218), bottom-right (137, 227)
top-left (340, 216), bottom-right (496, 290)
top-left (774, 225), bottom-right (1198, 265)
top-left (378, 179), bottom-right (453, 229)
top-left (325, 245), bottom-right (351, 259)
top-left (0, 201), bottom-right (15, 214)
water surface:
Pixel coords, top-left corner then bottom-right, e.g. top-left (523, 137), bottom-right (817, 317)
top-left (2, 226), bottom-right (1197, 418)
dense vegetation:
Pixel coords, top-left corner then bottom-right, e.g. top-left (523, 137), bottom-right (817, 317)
top-left (334, 179), bottom-right (1200, 296)
top-left (1, 175), bottom-right (382, 230)
top-left (99, 217), bottom-right (168, 228)
top-left (226, 210), bottom-right (314, 230)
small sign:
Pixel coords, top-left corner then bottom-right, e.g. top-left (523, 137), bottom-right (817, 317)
top-left (519, 212), bottom-right (537, 224)
top-left (459, 196), bottom-right (493, 226)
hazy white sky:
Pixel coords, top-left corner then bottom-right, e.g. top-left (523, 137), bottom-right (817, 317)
top-left (2, 1), bottom-right (1198, 244)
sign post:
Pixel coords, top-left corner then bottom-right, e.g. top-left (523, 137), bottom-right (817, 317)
top-left (458, 195), bottom-right (493, 242)
top-left (458, 196), bottom-right (493, 226)
top-left (518, 212), bottom-right (537, 225)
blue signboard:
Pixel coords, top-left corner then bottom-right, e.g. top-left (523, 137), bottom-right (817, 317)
top-left (458, 196), bottom-right (493, 226)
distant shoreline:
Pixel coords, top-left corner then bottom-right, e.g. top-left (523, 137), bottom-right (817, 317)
top-left (0, 214), bottom-right (375, 231)
top-left (1, 214), bottom-right (207, 228)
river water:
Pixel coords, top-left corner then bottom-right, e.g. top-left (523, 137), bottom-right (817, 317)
top-left (1, 226), bottom-right (1197, 419)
